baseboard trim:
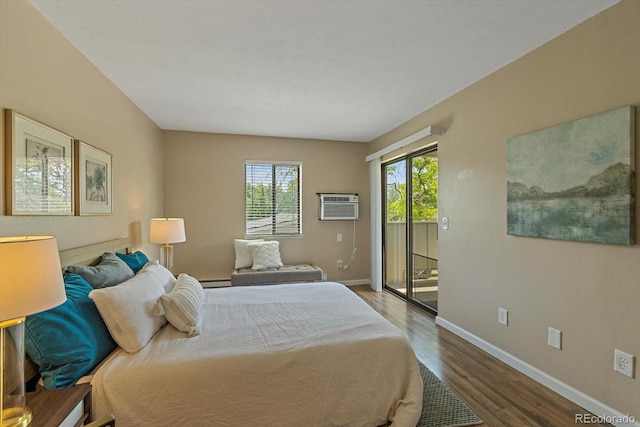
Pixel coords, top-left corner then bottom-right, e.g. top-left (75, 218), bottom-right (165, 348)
top-left (201, 281), bottom-right (230, 288)
top-left (435, 316), bottom-right (639, 427)
top-left (337, 279), bottom-right (371, 286)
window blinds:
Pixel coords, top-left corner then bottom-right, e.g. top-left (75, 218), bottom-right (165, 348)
top-left (245, 162), bottom-right (302, 236)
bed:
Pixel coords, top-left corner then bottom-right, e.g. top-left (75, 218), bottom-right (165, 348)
top-left (30, 238), bottom-right (423, 427)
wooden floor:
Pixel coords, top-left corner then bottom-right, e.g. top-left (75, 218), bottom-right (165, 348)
top-left (350, 285), bottom-right (611, 427)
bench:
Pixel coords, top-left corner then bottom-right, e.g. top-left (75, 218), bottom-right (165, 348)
top-left (231, 264), bottom-right (324, 286)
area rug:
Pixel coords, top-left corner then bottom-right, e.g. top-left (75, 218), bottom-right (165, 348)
top-left (416, 361), bottom-right (483, 427)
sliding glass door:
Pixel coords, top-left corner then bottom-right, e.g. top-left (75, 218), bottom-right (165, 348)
top-left (383, 147), bottom-right (438, 313)
top-left (383, 158), bottom-right (407, 296)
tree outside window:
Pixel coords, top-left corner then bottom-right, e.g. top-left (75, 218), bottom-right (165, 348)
top-left (386, 156), bottom-right (438, 222)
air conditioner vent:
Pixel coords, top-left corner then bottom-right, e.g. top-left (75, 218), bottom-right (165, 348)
top-left (318, 194), bottom-right (358, 220)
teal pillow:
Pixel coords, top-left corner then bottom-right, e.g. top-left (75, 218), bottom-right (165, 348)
top-left (115, 251), bottom-right (149, 274)
top-left (24, 272), bottom-right (117, 389)
top-left (66, 252), bottom-right (134, 288)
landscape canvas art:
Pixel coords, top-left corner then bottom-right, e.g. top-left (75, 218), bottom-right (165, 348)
top-left (507, 106), bottom-right (635, 245)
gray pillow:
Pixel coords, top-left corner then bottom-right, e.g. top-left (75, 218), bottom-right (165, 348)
top-left (67, 252), bottom-right (135, 289)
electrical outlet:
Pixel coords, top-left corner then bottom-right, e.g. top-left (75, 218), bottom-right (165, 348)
top-left (498, 307), bottom-right (508, 326)
top-left (337, 260), bottom-right (343, 269)
top-left (548, 327), bottom-right (562, 350)
top-left (337, 233), bottom-right (342, 242)
top-left (614, 349), bottom-right (635, 378)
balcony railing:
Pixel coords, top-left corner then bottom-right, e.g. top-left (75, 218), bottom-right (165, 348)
top-left (385, 221), bottom-right (438, 286)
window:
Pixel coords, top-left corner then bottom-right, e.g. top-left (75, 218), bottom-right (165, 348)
top-left (245, 161), bottom-right (302, 237)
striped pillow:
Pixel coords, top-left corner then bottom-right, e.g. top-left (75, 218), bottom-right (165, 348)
top-left (153, 273), bottom-right (204, 337)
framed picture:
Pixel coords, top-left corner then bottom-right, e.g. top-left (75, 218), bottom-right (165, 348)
top-left (4, 110), bottom-right (74, 215)
top-left (75, 140), bottom-right (112, 215)
top-left (507, 106), bottom-right (635, 245)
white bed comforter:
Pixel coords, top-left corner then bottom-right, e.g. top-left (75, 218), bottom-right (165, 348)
top-left (91, 282), bottom-right (423, 426)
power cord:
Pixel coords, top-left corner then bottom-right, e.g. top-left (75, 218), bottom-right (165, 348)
top-left (338, 218), bottom-right (357, 270)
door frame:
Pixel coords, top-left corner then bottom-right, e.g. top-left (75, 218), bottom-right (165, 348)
top-left (382, 145), bottom-right (438, 314)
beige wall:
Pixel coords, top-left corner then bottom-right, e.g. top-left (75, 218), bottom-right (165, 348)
top-left (5, 0), bottom-right (636, 416)
top-left (369, 0), bottom-right (639, 418)
top-left (0, 1), bottom-right (164, 253)
top-left (163, 131), bottom-right (370, 281)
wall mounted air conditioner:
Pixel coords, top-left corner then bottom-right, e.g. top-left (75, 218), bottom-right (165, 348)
top-left (318, 193), bottom-right (359, 220)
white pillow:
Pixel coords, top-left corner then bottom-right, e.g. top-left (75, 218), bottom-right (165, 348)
top-left (153, 273), bottom-right (204, 337)
top-left (248, 240), bottom-right (283, 270)
top-left (89, 269), bottom-right (167, 353)
top-left (234, 239), bottom-right (263, 269)
top-left (140, 260), bottom-right (177, 292)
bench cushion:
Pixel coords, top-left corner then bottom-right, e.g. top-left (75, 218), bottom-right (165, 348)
top-left (231, 264), bottom-right (323, 286)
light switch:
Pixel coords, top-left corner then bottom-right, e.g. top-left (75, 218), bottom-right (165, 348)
top-left (442, 217), bottom-right (449, 230)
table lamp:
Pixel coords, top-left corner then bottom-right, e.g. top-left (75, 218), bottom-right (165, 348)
top-left (149, 218), bottom-right (186, 273)
top-left (0, 236), bottom-right (66, 427)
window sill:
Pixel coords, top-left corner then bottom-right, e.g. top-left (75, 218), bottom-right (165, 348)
top-left (243, 234), bottom-right (304, 239)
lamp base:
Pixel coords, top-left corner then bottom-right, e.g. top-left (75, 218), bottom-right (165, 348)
top-left (1, 318), bottom-right (31, 427)
top-left (1, 407), bottom-right (32, 427)
top-left (159, 244), bottom-right (175, 273)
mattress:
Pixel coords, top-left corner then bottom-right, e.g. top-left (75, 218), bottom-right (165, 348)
top-left (91, 282), bottom-right (423, 426)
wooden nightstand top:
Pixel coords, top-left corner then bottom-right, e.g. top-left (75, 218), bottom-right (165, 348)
top-left (26, 383), bottom-right (91, 427)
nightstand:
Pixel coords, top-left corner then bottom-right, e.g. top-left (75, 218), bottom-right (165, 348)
top-left (26, 383), bottom-right (92, 427)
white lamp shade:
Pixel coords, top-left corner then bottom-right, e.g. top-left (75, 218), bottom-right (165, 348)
top-left (0, 236), bottom-right (66, 322)
top-left (149, 218), bottom-right (186, 244)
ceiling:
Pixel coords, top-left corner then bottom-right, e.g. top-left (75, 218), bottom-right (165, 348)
top-left (30, 0), bottom-right (617, 143)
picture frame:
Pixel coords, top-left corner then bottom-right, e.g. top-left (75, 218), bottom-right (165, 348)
top-left (507, 106), bottom-right (635, 245)
top-left (75, 140), bottom-right (113, 215)
top-left (4, 109), bottom-right (74, 215)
